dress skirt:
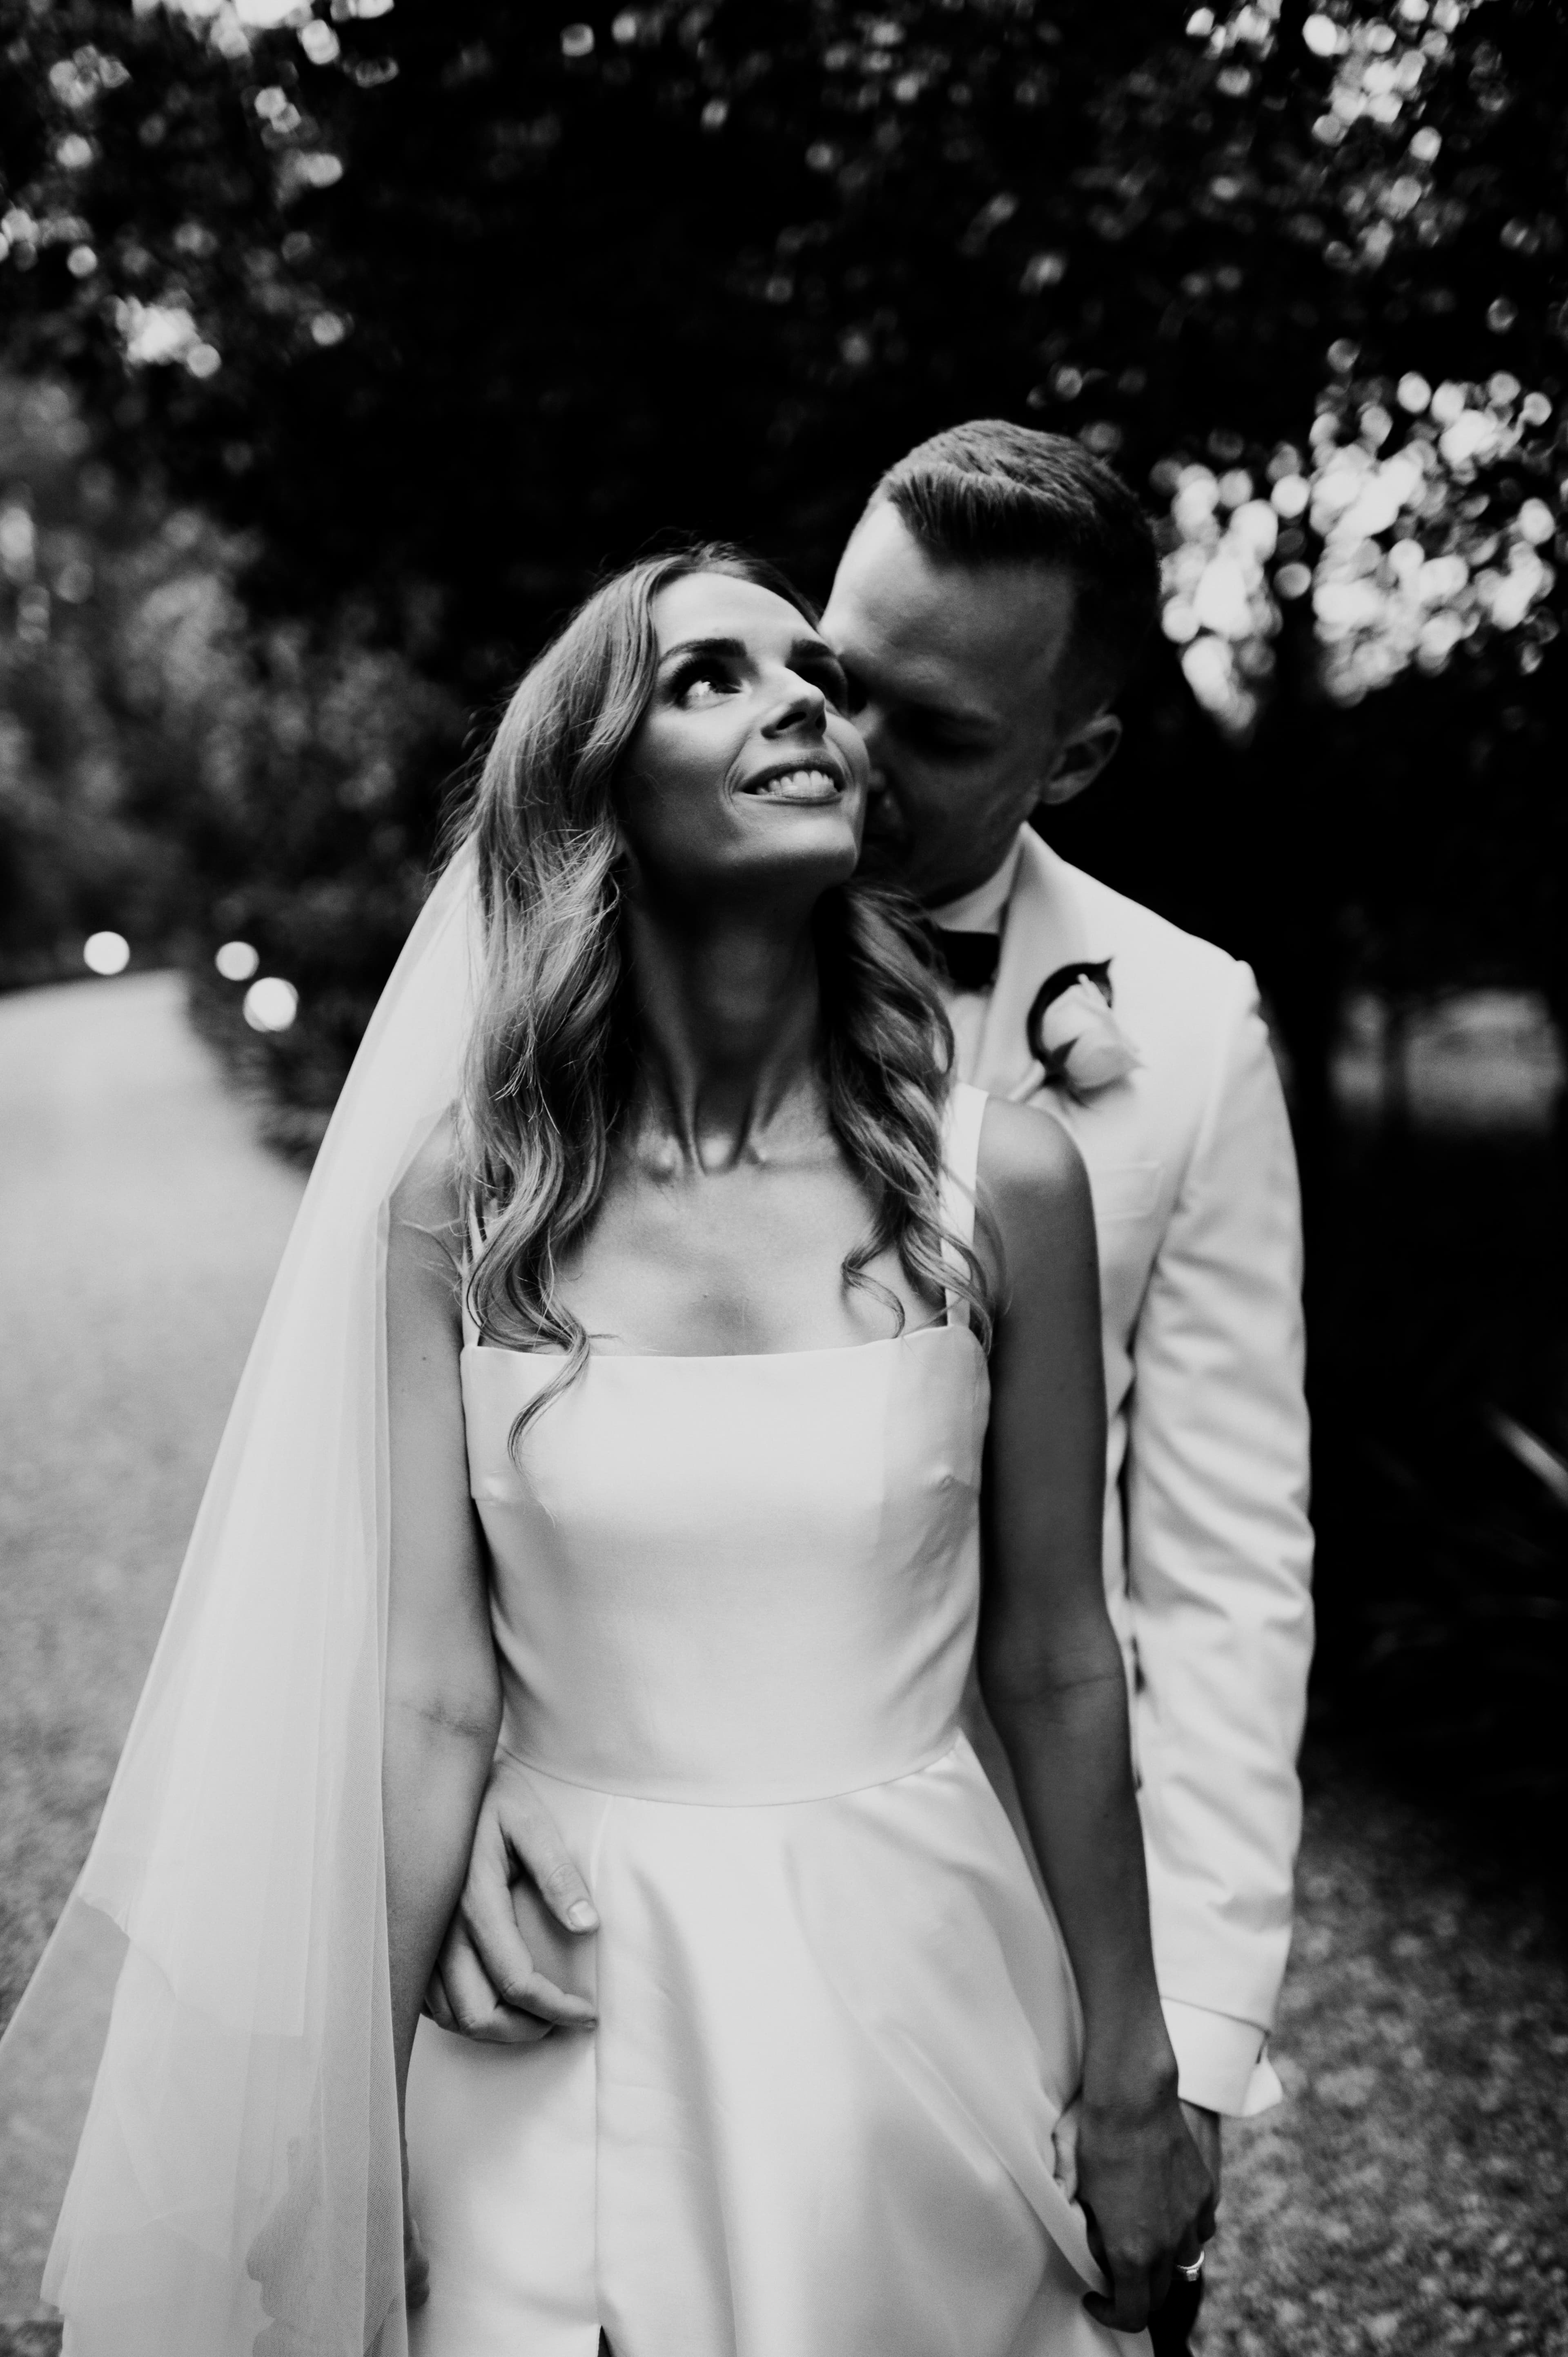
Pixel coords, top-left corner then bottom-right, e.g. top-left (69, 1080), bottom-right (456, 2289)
top-left (406, 1740), bottom-right (1140, 2357)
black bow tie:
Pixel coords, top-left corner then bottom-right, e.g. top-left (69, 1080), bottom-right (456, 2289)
top-left (929, 928), bottom-right (1000, 992)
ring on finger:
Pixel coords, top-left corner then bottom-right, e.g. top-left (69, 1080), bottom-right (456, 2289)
top-left (1174, 2252), bottom-right (1205, 2283)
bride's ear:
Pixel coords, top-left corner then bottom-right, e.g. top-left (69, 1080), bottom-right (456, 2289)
top-left (605, 815), bottom-right (637, 891)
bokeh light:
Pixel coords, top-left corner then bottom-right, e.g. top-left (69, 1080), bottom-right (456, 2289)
top-left (1305, 372), bottom-right (1558, 703)
top-left (214, 940), bottom-right (260, 982)
top-left (1159, 464), bottom-right (1283, 738)
top-left (242, 977), bottom-right (299, 1033)
top-left (82, 931), bottom-right (130, 976)
top-left (114, 298), bottom-right (213, 375)
top-left (1160, 363), bottom-right (1558, 733)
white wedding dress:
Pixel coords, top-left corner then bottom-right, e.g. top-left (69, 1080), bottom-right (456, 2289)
top-left (405, 1084), bottom-right (1140, 2357)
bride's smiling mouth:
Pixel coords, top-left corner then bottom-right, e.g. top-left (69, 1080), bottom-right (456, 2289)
top-left (735, 758), bottom-right (847, 806)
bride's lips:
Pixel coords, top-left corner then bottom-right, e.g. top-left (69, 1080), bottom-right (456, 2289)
top-left (735, 756), bottom-right (847, 806)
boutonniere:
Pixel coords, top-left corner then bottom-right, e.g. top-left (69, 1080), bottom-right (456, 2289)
top-left (1019, 960), bottom-right (1141, 1103)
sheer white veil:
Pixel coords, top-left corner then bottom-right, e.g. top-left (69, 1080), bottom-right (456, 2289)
top-left (0, 847), bottom-right (482, 2355)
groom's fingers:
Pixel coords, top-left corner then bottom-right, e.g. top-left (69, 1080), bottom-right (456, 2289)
top-left (491, 1776), bottom-right (599, 1934)
top-left (430, 1764), bottom-right (599, 2044)
top-left (458, 1865), bottom-right (597, 2028)
top-left (422, 1962), bottom-right (457, 2030)
top-left (438, 1923), bottom-right (564, 2044)
top-left (404, 2212), bottom-right (431, 2310)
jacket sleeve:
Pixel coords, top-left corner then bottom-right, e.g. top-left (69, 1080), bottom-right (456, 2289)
top-left (1124, 962), bottom-right (1313, 2117)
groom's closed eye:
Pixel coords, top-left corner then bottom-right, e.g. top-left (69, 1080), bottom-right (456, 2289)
top-left (832, 665), bottom-right (870, 718)
top-left (799, 652), bottom-right (854, 713)
top-left (890, 705), bottom-right (995, 758)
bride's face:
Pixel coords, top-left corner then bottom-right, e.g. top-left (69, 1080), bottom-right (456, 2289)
top-left (615, 573), bottom-right (869, 906)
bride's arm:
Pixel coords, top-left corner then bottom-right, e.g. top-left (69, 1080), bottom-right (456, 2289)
top-left (383, 1133), bottom-right (503, 2124)
top-left (973, 1099), bottom-right (1211, 2335)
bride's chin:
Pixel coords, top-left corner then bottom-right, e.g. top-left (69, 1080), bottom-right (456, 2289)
top-left (735, 812), bottom-right (861, 873)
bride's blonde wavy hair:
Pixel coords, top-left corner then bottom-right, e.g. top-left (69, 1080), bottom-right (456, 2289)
top-left (454, 544), bottom-right (992, 1439)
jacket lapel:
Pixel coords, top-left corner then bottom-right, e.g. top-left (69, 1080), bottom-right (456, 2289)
top-left (969, 829), bottom-right (1090, 1099)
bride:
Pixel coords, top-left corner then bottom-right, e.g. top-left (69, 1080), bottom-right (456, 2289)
top-left (387, 544), bottom-right (1206, 2354)
top-left (9, 544), bottom-right (1207, 2355)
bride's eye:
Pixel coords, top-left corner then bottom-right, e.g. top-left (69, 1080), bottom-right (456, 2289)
top-left (672, 662), bottom-right (735, 708)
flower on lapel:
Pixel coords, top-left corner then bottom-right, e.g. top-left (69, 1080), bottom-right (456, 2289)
top-left (1026, 961), bottom-right (1140, 1101)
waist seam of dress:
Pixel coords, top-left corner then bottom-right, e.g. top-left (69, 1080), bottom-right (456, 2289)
top-left (497, 1730), bottom-right (966, 1809)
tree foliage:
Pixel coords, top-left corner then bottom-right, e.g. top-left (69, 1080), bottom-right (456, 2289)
top-left (0, 0), bottom-right (1565, 1095)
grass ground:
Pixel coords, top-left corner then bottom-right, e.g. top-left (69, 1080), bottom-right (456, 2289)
top-left (1201, 1757), bottom-right (1568, 2356)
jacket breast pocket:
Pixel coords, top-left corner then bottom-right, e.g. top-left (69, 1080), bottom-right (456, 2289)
top-left (1086, 1161), bottom-right (1163, 1226)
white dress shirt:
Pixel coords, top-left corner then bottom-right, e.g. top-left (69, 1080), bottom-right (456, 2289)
top-left (927, 835), bottom-right (1023, 1077)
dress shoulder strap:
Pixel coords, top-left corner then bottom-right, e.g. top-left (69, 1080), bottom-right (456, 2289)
top-left (938, 1081), bottom-right (987, 1331)
top-left (459, 1199), bottom-right (486, 1348)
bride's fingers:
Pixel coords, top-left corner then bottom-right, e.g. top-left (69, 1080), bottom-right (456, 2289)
top-left (1083, 2269), bottom-right (1152, 2336)
top-left (1078, 2209), bottom-right (1153, 2336)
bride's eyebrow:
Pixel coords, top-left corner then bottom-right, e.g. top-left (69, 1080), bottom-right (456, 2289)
top-left (659, 635), bottom-right (748, 666)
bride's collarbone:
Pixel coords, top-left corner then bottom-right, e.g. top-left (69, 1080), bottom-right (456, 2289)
top-left (554, 1159), bottom-right (938, 1358)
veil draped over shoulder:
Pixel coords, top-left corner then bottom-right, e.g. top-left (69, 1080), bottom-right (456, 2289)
top-left (0, 850), bottom-right (482, 2355)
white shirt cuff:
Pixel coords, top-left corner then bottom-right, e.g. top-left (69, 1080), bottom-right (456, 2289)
top-left (1162, 1998), bottom-right (1283, 2118)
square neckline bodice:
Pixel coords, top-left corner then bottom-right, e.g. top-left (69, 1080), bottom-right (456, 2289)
top-left (460, 1319), bottom-right (977, 1370)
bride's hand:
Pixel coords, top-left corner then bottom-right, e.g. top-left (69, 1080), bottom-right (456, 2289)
top-left (1074, 2064), bottom-right (1215, 2335)
top-left (422, 1753), bottom-right (599, 2043)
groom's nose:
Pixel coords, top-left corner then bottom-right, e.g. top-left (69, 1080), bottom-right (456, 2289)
top-left (855, 715), bottom-right (890, 791)
top-left (861, 732), bottom-right (902, 813)
top-left (853, 696), bottom-right (891, 772)
top-left (862, 766), bottom-right (904, 840)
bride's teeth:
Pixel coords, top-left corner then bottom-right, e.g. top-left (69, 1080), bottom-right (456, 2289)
top-left (762, 768), bottom-right (836, 800)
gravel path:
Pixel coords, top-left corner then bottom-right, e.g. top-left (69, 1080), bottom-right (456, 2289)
top-left (2, 979), bottom-right (1564, 2353)
top-left (0, 973), bottom-right (302, 2323)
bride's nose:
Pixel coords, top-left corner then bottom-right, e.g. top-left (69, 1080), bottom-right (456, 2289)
top-left (762, 673), bottom-right (829, 738)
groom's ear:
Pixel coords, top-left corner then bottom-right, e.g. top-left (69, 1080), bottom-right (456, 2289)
top-left (1036, 711), bottom-right (1123, 809)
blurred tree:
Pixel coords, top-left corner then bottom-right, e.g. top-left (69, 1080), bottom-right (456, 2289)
top-left (0, 370), bottom-right (462, 1103)
top-left (0, 371), bottom-right (210, 983)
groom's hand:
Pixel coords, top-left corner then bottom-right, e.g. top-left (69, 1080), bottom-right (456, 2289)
top-left (423, 1754), bottom-right (599, 2043)
top-left (1076, 2075), bottom-right (1216, 2336)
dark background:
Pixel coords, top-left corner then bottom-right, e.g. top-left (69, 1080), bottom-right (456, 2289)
top-left (2, 0), bottom-right (1566, 1856)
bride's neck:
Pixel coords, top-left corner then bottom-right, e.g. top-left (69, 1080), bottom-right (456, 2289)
top-left (621, 895), bottom-right (824, 1167)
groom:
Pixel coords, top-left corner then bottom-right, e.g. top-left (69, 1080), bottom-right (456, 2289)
top-left (428, 422), bottom-right (1314, 2344)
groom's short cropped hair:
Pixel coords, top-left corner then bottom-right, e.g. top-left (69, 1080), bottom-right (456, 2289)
top-left (867, 421), bottom-right (1159, 718)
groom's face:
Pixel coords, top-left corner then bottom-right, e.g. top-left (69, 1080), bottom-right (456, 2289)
top-left (821, 502), bottom-right (1115, 908)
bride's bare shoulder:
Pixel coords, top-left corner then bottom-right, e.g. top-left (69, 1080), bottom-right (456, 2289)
top-left (975, 1095), bottom-right (1090, 1229)
top-left (388, 1108), bottom-right (463, 1258)
top-left (972, 1095), bottom-right (1098, 1328)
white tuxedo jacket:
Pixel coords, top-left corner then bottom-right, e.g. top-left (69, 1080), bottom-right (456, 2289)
top-left (962, 828), bottom-right (1313, 2116)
